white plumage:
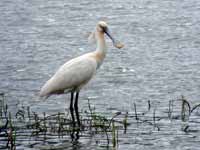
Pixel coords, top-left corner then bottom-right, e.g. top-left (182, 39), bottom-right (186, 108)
top-left (40, 53), bottom-right (97, 97)
top-left (39, 21), bottom-right (123, 126)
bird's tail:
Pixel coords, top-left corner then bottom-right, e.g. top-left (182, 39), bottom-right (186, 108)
top-left (32, 90), bottom-right (49, 103)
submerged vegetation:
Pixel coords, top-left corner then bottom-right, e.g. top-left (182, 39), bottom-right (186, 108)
top-left (1, 93), bottom-right (200, 149)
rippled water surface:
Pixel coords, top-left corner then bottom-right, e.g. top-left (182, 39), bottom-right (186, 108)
top-left (0, 0), bottom-right (200, 149)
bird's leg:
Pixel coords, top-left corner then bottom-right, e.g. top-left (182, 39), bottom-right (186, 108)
top-left (74, 91), bottom-right (80, 127)
top-left (70, 91), bottom-right (75, 127)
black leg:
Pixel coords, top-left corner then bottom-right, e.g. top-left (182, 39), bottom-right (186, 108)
top-left (74, 91), bottom-right (80, 127)
top-left (70, 91), bottom-right (75, 126)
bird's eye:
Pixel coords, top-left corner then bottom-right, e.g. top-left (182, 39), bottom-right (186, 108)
top-left (99, 25), bottom-right (107, 32)
top-left (99, 25), bottom-right (103, 29)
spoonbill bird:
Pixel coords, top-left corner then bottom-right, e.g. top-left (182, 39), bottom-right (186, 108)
top-left (39, 21), bottom-right (124, 127)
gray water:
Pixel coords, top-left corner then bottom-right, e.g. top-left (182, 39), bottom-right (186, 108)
top-left (0, 0), bottom-right (200, 149)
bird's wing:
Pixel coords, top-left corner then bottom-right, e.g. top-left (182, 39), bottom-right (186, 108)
top-left (40, 53), bottom-right (97, 97)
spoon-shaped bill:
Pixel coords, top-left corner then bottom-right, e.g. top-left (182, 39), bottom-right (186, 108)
top-left (104, 28), bottom-right (124, 49)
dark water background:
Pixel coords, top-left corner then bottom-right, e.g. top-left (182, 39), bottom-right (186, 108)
top-left (0, 0), bottom-right (200, 149)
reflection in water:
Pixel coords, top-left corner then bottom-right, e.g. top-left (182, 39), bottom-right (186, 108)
top-left (70, 127), bottom-right (80, 142)
top-left (0, 95), bottom-right (200, 149)
top-left (0, 0), bottom-right (200, 149)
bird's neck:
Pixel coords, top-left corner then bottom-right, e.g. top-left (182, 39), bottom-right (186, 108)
top-left (94, 31), bottom-right (107, 68)
top-left (96, 31), bottom-right (107, 55)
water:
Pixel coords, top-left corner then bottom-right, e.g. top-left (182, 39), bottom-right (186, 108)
top-left (0, 0), bottom-right (200, 149)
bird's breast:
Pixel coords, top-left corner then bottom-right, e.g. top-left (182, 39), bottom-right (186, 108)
top-left (90, 51), bottom-right (105, 69)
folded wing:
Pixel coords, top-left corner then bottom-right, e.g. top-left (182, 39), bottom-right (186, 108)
top-left (40, 54), bottom-right (97, 97)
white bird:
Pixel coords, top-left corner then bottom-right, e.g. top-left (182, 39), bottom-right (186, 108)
top-left (39, 21), bottom-right (124, 127)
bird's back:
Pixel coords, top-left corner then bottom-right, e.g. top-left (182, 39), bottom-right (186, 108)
top-left (39, 53), bottom-right (97, 97)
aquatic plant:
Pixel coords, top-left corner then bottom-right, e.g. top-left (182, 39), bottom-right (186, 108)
top-left (1, 94), bottom-right (200, 149)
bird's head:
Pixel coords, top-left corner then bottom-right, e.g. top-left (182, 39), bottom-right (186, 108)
top-left (88, 21), bottom-right (124, 49)
top-left (96, 21), bottom-right (108, 33)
